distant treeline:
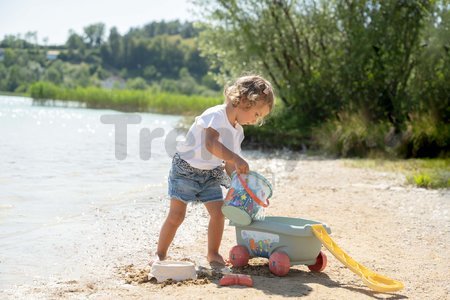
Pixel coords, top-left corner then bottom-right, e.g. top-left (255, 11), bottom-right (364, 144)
top-left (0, 20), bottom-right (219, 94)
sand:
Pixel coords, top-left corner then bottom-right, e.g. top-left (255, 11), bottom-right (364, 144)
top-left (2, 151), bottom-right (449, 299)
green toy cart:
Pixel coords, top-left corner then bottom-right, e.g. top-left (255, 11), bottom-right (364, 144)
top-left (228, 216), bottom-right (331, 275)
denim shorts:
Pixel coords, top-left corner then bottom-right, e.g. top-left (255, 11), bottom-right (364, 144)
top-left (168, 154), bottom-right (229, 204)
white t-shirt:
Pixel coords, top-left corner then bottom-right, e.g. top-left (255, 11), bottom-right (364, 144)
top-left (177, 104), bottom-right (244, 170)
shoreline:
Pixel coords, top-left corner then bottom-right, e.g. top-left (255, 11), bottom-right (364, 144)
top-left (2, 151), bottom-right (449, 299)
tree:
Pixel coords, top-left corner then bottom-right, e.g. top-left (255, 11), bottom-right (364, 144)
top-left (7, 65), bottom-right (26, 91)
top-left (102, 27), bottom-right (123, 66)
top-left (196, 0), bottom-right (342, 126)
top-left (126, 77), bottom-right (149, 90)
top-left (408, 0), bottom-right (450, 124)
top-left (185, 47), bottom-right (209, 80)
top-left (24, 31), bottom-right (38, 47)
top-left (2, 48), bottom-right (17, 67)
top-left (83, 23), bottom-right (106, 48)
top-left (195, 0), bottom-right (435, 129)
top-left (66, 30), bottom-right (85, 49)
top-left (43, 61), bottom-right (64, 84)
top-left (66, 30), bottom-right (86, 61)
top-left (335, 0), bottom-right (433, 128)
top-left (1, 34), bottom-right (25, 48)
top-left (0, 63), bottom-right (8, 90)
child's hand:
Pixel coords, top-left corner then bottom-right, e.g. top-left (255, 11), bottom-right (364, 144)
top-left (233, 155), bottom-right (249, 174)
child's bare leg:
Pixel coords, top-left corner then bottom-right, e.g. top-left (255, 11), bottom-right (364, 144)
top-left (204, 200), bottom-right (225, 265)
top-left (156, 199), bottom-right (187, 260)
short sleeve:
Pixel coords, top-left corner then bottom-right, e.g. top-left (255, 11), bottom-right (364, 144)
top-left (195, 110), bottom-right (225, 131)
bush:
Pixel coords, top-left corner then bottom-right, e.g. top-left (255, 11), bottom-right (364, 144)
top-left (312, 113), bottom-right (390, 157)
top-left (396, 113), bottom-right (450, 158)
top-left (311, 111), bottom-right (449, 158)
top-left (411, 173), bottom-right (432, 188)
top-left (126, 77), bottom-right (149, 90)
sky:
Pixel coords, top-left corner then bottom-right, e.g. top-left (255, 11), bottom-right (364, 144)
top-left (0, 0), bottom-right (198, 45)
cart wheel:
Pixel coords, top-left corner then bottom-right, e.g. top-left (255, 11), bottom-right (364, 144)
top-left (229, 245), bottom-right (250, 267)
top-left (307, 251), bottom-right (327, 272)
top-left (269, 251), bottom-right (290, 276)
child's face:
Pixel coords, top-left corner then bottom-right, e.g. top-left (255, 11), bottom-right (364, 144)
top-left (236, 101), bottom-right (271, 126)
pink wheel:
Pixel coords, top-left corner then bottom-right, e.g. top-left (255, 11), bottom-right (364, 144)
top-left (229, 245), bottom-right (250, 267)
top-left (307, 251), bottom-right (327, 272)
top-left (269, 251), bottom-right (290, 276)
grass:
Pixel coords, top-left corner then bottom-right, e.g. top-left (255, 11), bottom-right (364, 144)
top-left (28, 81), bottom-right (222, 115)
top-left (0, 91), bottom-right (29, 97)
top-left (344, 158), bottom-right (450, 189)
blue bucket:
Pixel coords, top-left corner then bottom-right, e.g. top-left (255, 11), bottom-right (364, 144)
top-left (222, 171), bottom-right (273, 226)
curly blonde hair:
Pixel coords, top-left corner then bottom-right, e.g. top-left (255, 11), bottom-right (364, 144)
top-left (224, 75), bottom-right (275, 110)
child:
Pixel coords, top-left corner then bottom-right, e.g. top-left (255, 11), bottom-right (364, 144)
top-left (156, 75), bottom-right (275, 265)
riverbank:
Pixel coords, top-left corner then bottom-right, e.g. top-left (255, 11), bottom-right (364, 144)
top-left (2, 151), bottom-right (448, 299)
top-left (0, 91), bottom-right (28, 97)
top-left (28, 82), bottom-right (222, 115)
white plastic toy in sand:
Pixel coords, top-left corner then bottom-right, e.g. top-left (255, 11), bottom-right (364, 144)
top-left (149, 261), bottom-right (197, 282)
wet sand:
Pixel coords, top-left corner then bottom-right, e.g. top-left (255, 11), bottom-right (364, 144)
top-left (2, 151), bottom-right (449, 299)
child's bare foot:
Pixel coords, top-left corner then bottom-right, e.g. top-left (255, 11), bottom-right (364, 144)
top-left (207, 253), bottom-right (226, 266)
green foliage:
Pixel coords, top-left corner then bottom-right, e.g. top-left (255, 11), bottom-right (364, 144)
top-left (142, 20), bottom-right (200, 38)
top-left (312, 111), bottom-right (450, 158)
top-left (312, 113), bottom-right (390, 157)
top-left (411, 173), bottom-right (432, 188)
top-left (197, 0), bottom-right (345, 125)
top-left (42, 60), bottom-right (64, 84)
top-left (0, 20), bottom-right (214, 94)
top-left (408, 4), bottom-right (450, 125)
top-left (0, 47), bottom-right (96, 91)
top-left (195, 0), bottom-right (449, 157)
top-left (398, 113), bottom-right (450, 158)
top-left (126, 77), bottom-right (149, 90)
top-left (243, 105), bottom-right (310, 149)
top-left (66, 31), bottom-right (86, 52)
top-left (158, 68), bottom-right (220, 96)
top-left (0, 64), bottom-right (7, 90)
top-left (408, 171), bottom-right (449, 189)
top-left (29, 81), bottom-right (222, 115)
top-left (29, 81), bottom-right (59, 99)
top-left (3, 48), bottom-right (18, 67)
top-left (335, 0), bottom-right (433, 126)
top-left (83, 23), bottom-right (106, 48)
top-left (95, 23), bottom-right (209, 82)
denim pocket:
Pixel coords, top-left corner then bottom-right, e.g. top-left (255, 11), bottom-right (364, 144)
top-left (172, 162), bottom-right (192, 178)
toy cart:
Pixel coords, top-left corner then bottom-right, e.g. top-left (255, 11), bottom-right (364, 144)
top-left (228, 216), bottom-right (331, 275)
top-left (223, 171), bottom-right (404, 292)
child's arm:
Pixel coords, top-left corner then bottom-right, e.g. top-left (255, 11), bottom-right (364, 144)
top-left (224, 162), bottom-right (235, 177)
top-left (205, 127), bottom-right (249, 174)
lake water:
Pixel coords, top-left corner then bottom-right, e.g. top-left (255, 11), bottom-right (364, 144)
top-left (0, 95), bottom-right (191, 288)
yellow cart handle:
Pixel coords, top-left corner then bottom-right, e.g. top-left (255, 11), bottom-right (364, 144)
top-left (311, 224), bottom-right (404, 293)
